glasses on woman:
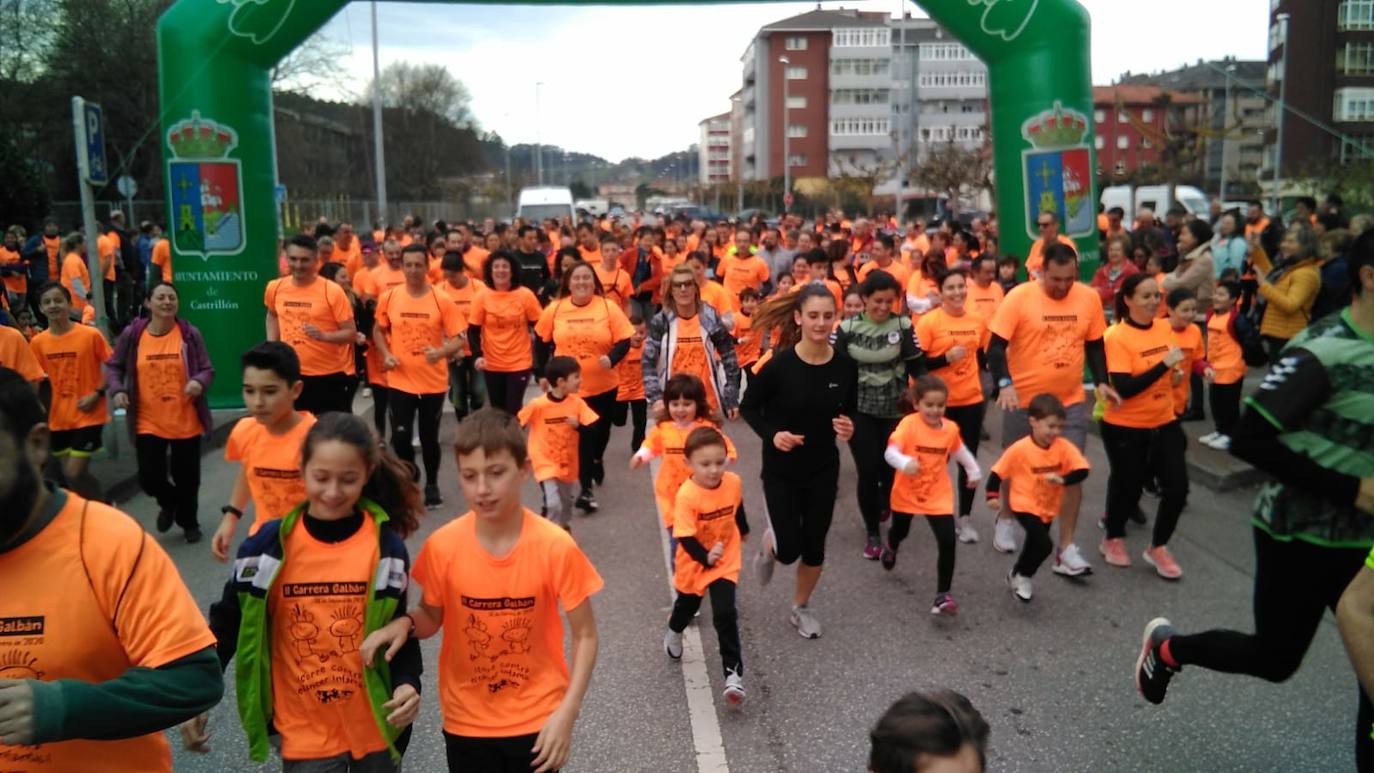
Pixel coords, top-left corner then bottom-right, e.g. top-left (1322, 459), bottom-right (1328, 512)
top-left (671, 281), bottom-right (695, 290)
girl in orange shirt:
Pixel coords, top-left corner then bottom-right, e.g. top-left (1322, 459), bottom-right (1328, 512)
top-left (1199, 281), bottom-right (1248, 450)
top-left (1164, 287), bottom-right (1207, 420)
top-left (881, 376), bottom-right (982, 616)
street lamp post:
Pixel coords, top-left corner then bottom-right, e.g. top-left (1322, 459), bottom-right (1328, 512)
top-left (535, 82), bottom-right (544, 185)
top-left (779, 55), bottom-right (791, 214)
top-left (1273, 13), bottom-right (1290, 214)
top-left (1220, 63), bottom-right (1236, 200)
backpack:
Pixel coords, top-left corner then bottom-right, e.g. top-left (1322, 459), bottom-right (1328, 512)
top-left (1233, 307), bottom-right (1268, 367)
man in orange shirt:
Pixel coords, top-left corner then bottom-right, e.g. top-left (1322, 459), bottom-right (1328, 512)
top-left (1025, 211), bottom-right (1077, 280)
top-left (447, 225), bottom-right (489, 281)
top-left (437, 252), bottom-right (488, 419)
top-left (333, 221), bottom-right (361, 268)
top-left (1244, 201), bottom-right (1270, 239)
top-left (264, 234), bottom-right (358, 416)
top-left (0, 367), bottom-right (223, 771)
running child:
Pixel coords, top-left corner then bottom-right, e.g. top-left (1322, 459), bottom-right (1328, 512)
top-left (664, 426), bottom-right (750, 705)
top-left (630, 373), bottom-right (737, 536)
top-left (1164, 288), bottom-right (1208, 421)
top-left (214, 341), bottom-right (318, 561)
top-left (734, 288), bottom-right (763, 391)
top-left (360, 409), bottom-right (603, 773)
top-left (518, 356), bottom-right (599, 529)
top-left (880, 376), bottom-right (982, 616)
top-left (1199, 280), bottom-right (1249, 451)
top-left (612, 314), bottom-right (648, 452)
top-left (986, 393), bottom-right (1091, 602)
top-left (189, 413), bottom-right (423, 769)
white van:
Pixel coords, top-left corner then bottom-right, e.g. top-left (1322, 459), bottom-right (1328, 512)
top-left (517, 186), bottom-right (575, 224)
top-left (1101, 185), bottom-right (1210, 229)
top-left (575, 198), bottom-right (609, 218)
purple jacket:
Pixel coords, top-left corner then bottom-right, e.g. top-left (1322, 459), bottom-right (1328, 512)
top-left (105, 316), bottom-right (215, 441)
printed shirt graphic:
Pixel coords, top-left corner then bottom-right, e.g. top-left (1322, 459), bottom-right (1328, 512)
top-left (224, 413), bottom-right (317, 534)
top-left (1207, 310), bottom-right (1246, 385)
top-left (988, 281), bottom-right (1106, 408)
top-left (642, 420), bottom-right (738, 526)
top-left (888, 416), bottom-right (965, 515)
top-left (376, 286), bottom-right (462, 395)
top-left (412, 511), bottom-right (603, 738)
top-left (916, 309), bottom-right (989, 408)
top-left (672, 473), bottom-right (745, 596)
top-left (991, 436), bottom-right (1091, 522)
top-left (1103, 319), bottom-right (1178, 429)
top-left (468, 288), bottom-right (543, 373)
top-left (264, 277), bottom-right (355, 377)
top-left (435, 278), bottom-right (486, 356)
top-left (616, 342), bottom-right (645, 401)
top-left (136, 326), bottom-right (200, 439)
top-left (669, 315), bottom-right (720, 416)
top-left (519, 394), bottom-right (599, 483)
top-left (30, 325), bottom-right (111, 431)
top-left (268, 517), bottom-right (387, 760)
top-left (0, 492), bottom-right (215, 772)
top-left (535, 297), bottom-right (635, 397)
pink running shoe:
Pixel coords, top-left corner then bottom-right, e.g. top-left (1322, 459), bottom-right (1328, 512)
top-left (1099, 537), bottom-right (1131, 567)
top-left (1143, 545), bottom-right (1183, 579)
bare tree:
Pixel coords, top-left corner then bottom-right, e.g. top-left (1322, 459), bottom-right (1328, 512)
top-left (272, 30), bottom-right (352, 95)
top-left (0, 0), bottom-right (57, 82)
top-left (910, 139), bottom-right (993, 217)
top-left (363, 61), bottom-right (474, 128)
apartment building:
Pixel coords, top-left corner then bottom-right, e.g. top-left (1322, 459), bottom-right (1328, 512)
top-left (890, 14), bottom-right (989, 171)
top-left (698, 112), bottom-right (733, 185)
top-left (1093, 85), bottom-right (1204, 179)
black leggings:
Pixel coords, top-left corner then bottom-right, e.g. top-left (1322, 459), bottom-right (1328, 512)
top-left (1013, 513), bottom-right (1054, 578)
top-left (612, 398), bottom-right (648, 453)
top-left (370, 384), bottom-right (391, 438)
top-left (444, 732), bottom-right (548, 773)
top-left (945, 402), bottom-right (986, 517)
top-left (1169, 528), bottom-right (1373, 768)
top-left (762, 469), bottom-right (839, 567)
top-left (484, 370), bottom-right (531, 416)
top-left (390, 391), bottom-right (444, 486)
top-left (847, 413), bottom-right (900, 539)
top-left (577, 388), bottom-right (618, 491)
top-left (889, 513), bottom-right (957, 594)
top-left (297, 371), bottom-right (355, 416)
top-left (134, 434), bottom-right (201, 530)
top-left (669, 579), bottom-right (741, 676)
top-left (1209, 380), bottom-right (1244, 437)
top-left (1101, 420), bottom-right (1189, 545)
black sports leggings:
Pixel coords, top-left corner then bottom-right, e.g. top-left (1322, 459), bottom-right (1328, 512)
top-left (669, 579), bottom-right (741, 676)
top-left (370, 384), bottom-right (391, 438)
top-left (763, 469), bottom-right (839, 567)
top-left (390, 391), bottom-right (444, 486)
top-left (1169, 528), bottom-right (1373, 769)
top-left (577, 388), bottom-right (618, 491)
top-left (1013, 513), bottom-right (1054, 578)
top-left (1101, 420), bottom-right (1189, 545)
top-left (134, 434), bottom-right (201, 531)
top-left (847, 413), bottom-right (900, 538)
top-left (888, 513), bottom-right (956, 594)
top-left (945, 402), bottom-right (986, 517)
top-left (483, 370), bottom-right (531, 416)
top-left (1209, 380), bottom-right (1243, 437)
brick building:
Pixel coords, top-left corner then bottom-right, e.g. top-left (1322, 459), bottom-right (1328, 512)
top-left (1092, 85), bottom-right (1203, 179)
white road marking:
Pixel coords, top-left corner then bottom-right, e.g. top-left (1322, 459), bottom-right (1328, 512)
top-left (652, 459), bottom-right (731, 773)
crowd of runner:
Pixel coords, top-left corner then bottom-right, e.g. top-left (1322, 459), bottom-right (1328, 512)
top-left (0, 196), bottom-right (1371, 771)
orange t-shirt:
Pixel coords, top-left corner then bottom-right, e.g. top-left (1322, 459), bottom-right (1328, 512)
top-left (0, 491), bottom-right (217, 772)
top-left (717, 254), bottom-right (769, 301)
top-left (150, 239), bottom-right (172, 282)
top-left (0, 245), bottom-right (25, 295)
top-left (887, 415), bottom-right (965, 515)
top-left (988, 282), bottom-right (1106, 408)
top-left (366, 263), bottom-right (406, 300)
top-left (641, 419), bottom-right (737, 527)
top-left (1103, 319), bottom-right (1177, 429)
top-left (435, 278), bottom-right (486, 356)
top-left (616, 341), bottom-right (645, 401)
top-left (699, 281), bottom-right (735, 318)
top-left (462, 246), bottom-right (490, 281)
top-left (901, 235), bottom-right (931, 260)
top-left (990, 435), bottom-right (1091, 522)
top-left (1171, 322), bottom-right (1203, 417)
top-left (225, 413), bottom-right (317, 534)
top-left (1207, 309), bottom-right (1246, 385)
top-left (1024, 234), bottom-right (1077, 277)
top-left (30, 324), bottom-right (111, 431)
top-left (905, 271), bottom-right (938, 316)
top-left (350, 262), bottom-right (378, 298)
top-left (518, 393), bottom-right (599, 482)
top-left (333, 237), bottom-right (361, 269)
top-left (672, 472), bottom-right (745, 596)
top-left (135, 326), bottom-right (201, 439)
top-left (916, 308), bottom-right (989, 407)
top-left (966, 280), bottom-right (1005, 321)
top-left (97, 233), bottom-right (117, 282)
top-left (534, 296), bottom-right (635, 397)
top-left (670, 315), bottom-right (722, 416)
top-left (43, 235), bottom-right (61, 278)
top-left (264, 277), bottom-right (356, 377)
top-left (857, 259), bottom-right (911, 293)
top-left (0, 324), bottom-right (43, 382)
top-left (412, 511), bottom-right (604, 738)
top-left (60, 251), bottom-right (92, 312)
top-left (733, 313), bottom-right (762, 367)
top-left (376, 286), bottom-right (463, 395)
top-left (591, 263), bottom-right (633, 311)
top-left (468, 287), bottom-right (543, 373)
top-left (268, 515), bottom-right (388, 761)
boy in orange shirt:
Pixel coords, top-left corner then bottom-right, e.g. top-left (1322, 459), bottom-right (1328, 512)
top-left (612, 315), bottom-right (649, 452)
top-left (986, 394), bottom-right (1091, 603)
top-left (664, 426), bottom-right (750, 705)
top-left (215, 341), bottom-right (318, 561)
top-left (518, 356), bottom-right (599, 529)
top-left (734, 288), bottom-right (763, 390)
top-left (361, 409), bottom-right (602, 773)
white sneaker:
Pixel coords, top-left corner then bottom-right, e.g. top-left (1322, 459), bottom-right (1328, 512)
top-left (790, 604), bottom-right (822, 639)
top-left (723, 670), bottom-right (746, 705)
top-left (1052, 543), bottom-right (1093, 577)
top-left (957, 516), bottom-right (980, 544)
top-left (664, 629), bottom-right (683, 659)
top-left (993, 518), bottom-right (1017, 553)
top-left (1008, 570), bottom-right (1033, 602)
top-left (1198, 432), bottom-right (1219, 446)
top-left (1211, 435), bottom-right (1231, 451)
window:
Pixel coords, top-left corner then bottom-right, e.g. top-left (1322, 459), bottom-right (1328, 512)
top-left (1095, 135), bottom-right (1104, 150)
top-left (1337, 42), bottom-right (1374, 75)
top-left (1117, 135), bottom-right (1129, 149)
top-left (831, 59), bottom-right (891, 77)
top-left (1340, 134), bottom-right (1374, 162)
top-left (1142, 109), bottom-right (1154, 122)
top-left (833, 28), bottom-right (890, 48)
top-left (786, 66), bottom-right (807, 80)
top-left (1118, 111), bottom-right (1130, 123)
top-left (917, 71), bottom-right (987, 89)
top-left (1339, 1), bottom-right (1374, 30)
top-left (787, 154), bottom-right (807, 167)
top-left (830, 89), bottom-right (891, 105)
top-left (785, 36), bottom-right (809, 51)
top-left (1094, 109), bottom-right (1105, 124)
top-left (786, 96), bottom-right (808, 109)
top-left (1335, 87), bottom-right (1374, 121)
top-left (961, 103), bottom-right (979, 114)
top-left (787, 124), bottom-right (808, 138)
top-left (1114, 161), bottom-right (1127, 175)
top-left (919, 43), bottom-right (973, 61)
top-left (1141, 137), bottom-right (1153, 149)
top-left (830, 118), bottom-right (891, 136)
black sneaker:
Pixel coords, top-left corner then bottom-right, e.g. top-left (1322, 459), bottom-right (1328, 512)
top-left (575, 489), bottom-right (599, 513)
top-left (424, 485), bottom-right (444, 510)
top-left (185, 528), bottom-right (203, 544)
top-left (1135, 617), bottom-right (1179, 705)
top-left (880, 542), bottom-right (898, 571)
top-left (156, 507), bottom-right (175, 533)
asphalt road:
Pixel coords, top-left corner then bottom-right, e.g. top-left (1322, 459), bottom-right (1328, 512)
top-left (124, 395), bottom-right (1357, 772)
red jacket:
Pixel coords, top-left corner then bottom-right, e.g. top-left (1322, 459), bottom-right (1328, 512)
top-left (1090, 260), bottom-right (1140, 310)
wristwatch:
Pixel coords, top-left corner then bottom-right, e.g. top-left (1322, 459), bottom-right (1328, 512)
top-left (997, 377), bottom-right (1014, 389)
top-left (221, 504), bottom-right (244, 519)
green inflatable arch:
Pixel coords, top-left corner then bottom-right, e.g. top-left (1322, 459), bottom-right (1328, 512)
top-left (157, 0), bottom-right (1097, 406)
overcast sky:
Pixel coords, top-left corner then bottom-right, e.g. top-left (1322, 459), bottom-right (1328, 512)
top-left (310, 0), bottom-right (1270, 162)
